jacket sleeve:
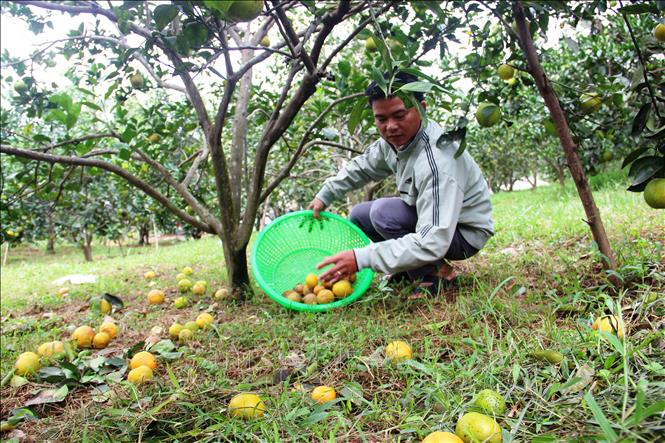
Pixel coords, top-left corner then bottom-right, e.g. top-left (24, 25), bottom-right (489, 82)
top-left (353, 171), bottom-right (464, 273)
top-left (315, 142), bottom-right (393, 206)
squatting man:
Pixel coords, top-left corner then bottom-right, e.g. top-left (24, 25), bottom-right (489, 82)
top-left (308, 71), bottom-right (494, 296)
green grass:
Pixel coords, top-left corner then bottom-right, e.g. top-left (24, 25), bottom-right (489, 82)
top-left (1, 179), bottom-right (663, 442)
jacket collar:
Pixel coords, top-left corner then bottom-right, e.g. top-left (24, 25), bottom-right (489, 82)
top-left (393, 121), bottom-right (426, 160)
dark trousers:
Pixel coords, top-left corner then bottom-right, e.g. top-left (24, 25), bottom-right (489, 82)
top-left (349, 197), bottom-right (478, 279)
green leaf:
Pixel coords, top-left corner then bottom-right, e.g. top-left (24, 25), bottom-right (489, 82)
top-left (154, 4), bottom-right (179, 31)
top-left (32, 134), bottom-right (51, 144)
top-left (49, 93), bottom-right (73, 109)
top-left (183, 22), bottom-right (208, 48)
top-left (348, 99), bottom-right (367, 134)
top-left (45, 109), bottom-right (68, 126)
top-left (339, 382), bottom-right (369, 406)
top-left (621, 146), bottom-right (650, 169)
top-left (400, 69), bottom-right (442, 90)
top-left (102, 292), bottom-right (124, 307)
top-left (618, 3), bottom-right (658, 14)
top-left (119, 148), bottom-right (131, 160)
top-left (7, 407), bottom-right (38, 425)
top-left (147, 339), bottom-right (176, 354)
top-left (626, 399), bottom-right (665, 426)
top-left (453, 137), bottom-right (467, 159)
top-left (38, 367), bottom-right (67, 383)
top-left (105, 357), bottom-right (126, 368)
top-left (175, 34), bottom-right (191, 56)
top-left (65, 102), bottom-right (81, 129)
top-left (396, 81), bottom-right (434, 93)
top-left (583, 391), bottom-right (618, 441)
top-left (598, 331), bottom-right (624, 354)
top-left (631, 103), bottom-right (651, 137)
top-left (628, 156), bottom-right (663, 187)
top-left (338, 60), bottom-right (351, 78)
top-left (368, 32), bottom-right (393, 75)
top-left (120, 126), bottom-right (136, 144)
top-left (127, 341), bottom-right (146, 359)
top-left (370, 67), bottom-right (387, 96)
top-left (82, 101), bottom-right (102, 112)
top-left (645, 125), bottom-right (665, 141)
top-left (166, 365), bottom-right (181, 389)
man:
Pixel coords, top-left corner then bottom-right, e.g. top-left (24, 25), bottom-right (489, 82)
top-left (308, 71), bottom-right (494, 295)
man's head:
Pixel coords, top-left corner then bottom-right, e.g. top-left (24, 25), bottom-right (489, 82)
top-left (365, 71), bottom-right (426, 148)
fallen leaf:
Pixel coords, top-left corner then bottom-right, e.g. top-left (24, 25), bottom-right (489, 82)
top-left (25, 385), bottom-right (69, 406)
top-left (561, 364), bottom-right (595, 395)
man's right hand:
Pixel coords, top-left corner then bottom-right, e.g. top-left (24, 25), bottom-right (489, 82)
top-left (307, 198), bottom-right (325, 219)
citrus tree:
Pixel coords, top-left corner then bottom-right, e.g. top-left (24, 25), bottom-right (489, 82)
top-left (0, 0), bottom-right (397, 295)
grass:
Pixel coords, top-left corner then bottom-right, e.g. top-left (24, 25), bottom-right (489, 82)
top-left (1, 178), bottom-right (663, 442)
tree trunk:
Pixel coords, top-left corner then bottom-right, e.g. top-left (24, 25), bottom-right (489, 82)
top-left (231, 46), bottom-right (254, 216)
top-left (557, 167), bottom-right (566, 187)
top-left (545, 158), bottom-right (567, 187)
top-left (514, 1), bottom-right (616, 269)
top-left (138, 223), bottom-right (150, 245)
top-left (528, 170), bottom-right (538, 189)
top-left (46, 232), bottom-right (56, 254)
top-left (82, 231), bottom-right (93, 261)
top-left (46, 236), bottom-right (56, 254)
top-left (222, 237), bottom-right (251, 300)
top-left (46, 213), bottom-right (56, 254)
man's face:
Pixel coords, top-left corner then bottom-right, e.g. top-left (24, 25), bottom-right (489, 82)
top-left (371, 96), bottom-right (425, 148)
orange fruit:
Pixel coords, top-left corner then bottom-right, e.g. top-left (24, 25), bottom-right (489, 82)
top-left (15, 352), bottom-right (40, 376)
top-left (92, 332), bottom-right (111, 349)
top-left (332, 280), bottom-right (353, 298)
top-left (147, 289), bottom-right (165, 305)
top-left (99, 322), bottom-right (119, 339)
top-left (228, 393), bottom-right (265, 418)
top-left (130, 351), bottom-right (157, 370)
top-left (311, 386), bottom-right (336, 404)
top-left (422, 431), bottom-right (464, 443)
top-left (127, 365), bottom-right (153, 384)
top-left (385, 340), bottom-right (413, 363)
top-left (72, 325), bottom-right (95, 348)
top-left (455, 412), bottom-right (501, 443)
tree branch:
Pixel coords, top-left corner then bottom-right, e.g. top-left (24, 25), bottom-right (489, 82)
top-left (273, 2), bottom-right (316, 73)
top-left (48, 165), bottom-right (77, 212)
top-left (35, 132), bottom-right (120, 152)
top-left (1, 145), bottom-right (213, 233)
top-left (511, 1), bottom-right (616, 270)
top-left (310, 0), bottom-right (352, 66)
top-left (620, 11), bottom-right (662, 120)
top-left (181, 149), bottom-right (208, 188)
top-left (133, 149), bottom-right (223, 233)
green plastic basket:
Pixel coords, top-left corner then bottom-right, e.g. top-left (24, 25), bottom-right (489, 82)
top-left (251, 210), bottom-right (375, 312)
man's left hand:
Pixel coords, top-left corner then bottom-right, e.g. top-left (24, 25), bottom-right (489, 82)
top-left (317, 250), bottom-right (358, 283)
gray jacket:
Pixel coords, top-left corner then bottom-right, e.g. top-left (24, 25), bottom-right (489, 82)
top-left (315, 120), bottom-right (494, 274)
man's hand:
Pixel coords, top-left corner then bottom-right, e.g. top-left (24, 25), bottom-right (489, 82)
top-left (307, 198), bottom-right (325, 219)
top-left (317, 250), bottom-right (358, 283)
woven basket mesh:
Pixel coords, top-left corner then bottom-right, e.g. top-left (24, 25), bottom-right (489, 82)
top-left (251, 210), bottom-right (374, 312)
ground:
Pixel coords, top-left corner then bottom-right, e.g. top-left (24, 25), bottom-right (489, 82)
top-left (0, 179), bottom-right (663, 442)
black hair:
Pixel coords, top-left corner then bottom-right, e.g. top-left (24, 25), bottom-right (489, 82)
top-left (365, 70), bottom-right (425, 105)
